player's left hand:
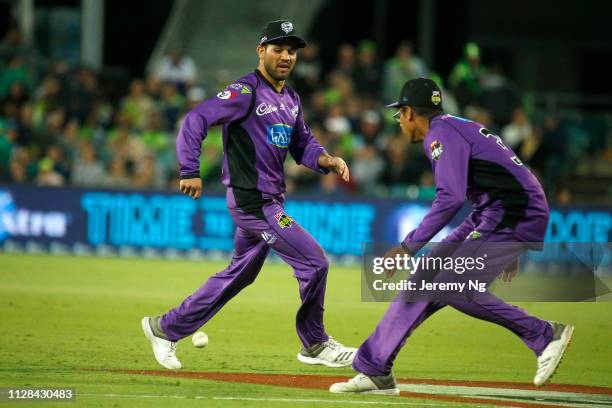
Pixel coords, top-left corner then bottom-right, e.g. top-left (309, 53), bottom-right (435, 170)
top-left (328, 156), bottom-right (350, 182)
top-left (500, 257), bottom-right (519, 282)
top-left (383, 245), bottom-right (407, 278)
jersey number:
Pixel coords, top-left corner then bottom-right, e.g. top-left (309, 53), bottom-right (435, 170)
top-left (478, 127), bottom-right (523, 166)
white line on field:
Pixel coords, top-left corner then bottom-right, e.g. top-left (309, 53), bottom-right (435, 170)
top-left (398, 383), bottom-right (612, 402)
top-left (77, 393), bottom-right (449, 406)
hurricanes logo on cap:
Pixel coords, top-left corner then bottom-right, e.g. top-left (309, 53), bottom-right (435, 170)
top-left (281, 22), bottom-right (293, 34)
top-left (432, 91), bottom-right (441, 106)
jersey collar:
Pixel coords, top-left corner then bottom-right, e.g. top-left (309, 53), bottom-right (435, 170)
top-left (255, 69), bottom-right (286, 94)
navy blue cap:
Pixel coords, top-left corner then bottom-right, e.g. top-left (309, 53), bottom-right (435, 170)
top-left (259, 20), bottom-right (306, 48)
top-left (386, 78), bottom-right (442, 109)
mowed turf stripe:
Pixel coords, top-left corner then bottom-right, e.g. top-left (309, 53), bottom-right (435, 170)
top-left (104, 369), bottom-right (612, 408)
top-left (78, 393), bottom-right (449, 406)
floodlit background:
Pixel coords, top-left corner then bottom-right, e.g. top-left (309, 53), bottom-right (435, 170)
top-left (0, 2), bottom-right (610, 407)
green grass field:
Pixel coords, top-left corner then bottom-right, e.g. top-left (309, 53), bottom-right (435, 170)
top-left (0, 253), bottom-right (610, 407)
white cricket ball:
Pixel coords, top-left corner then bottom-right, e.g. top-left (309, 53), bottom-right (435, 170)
top-left (192, 331), bottom-right (209, 348)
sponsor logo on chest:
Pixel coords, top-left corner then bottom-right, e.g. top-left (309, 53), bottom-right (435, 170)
top-left (267, 124), bottom-right (293, 148)
top-left (256, 103), bottom-right (278, 116)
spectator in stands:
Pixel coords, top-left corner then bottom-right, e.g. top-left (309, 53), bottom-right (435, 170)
top-left (158, 82), bottom-right (185, 131)
top-left (352, 40), bottom-right (381, 100)
top-left (67, 67), bottom-right (98, 123)
top-left (464, 105), bottom-right (496, 132)
top-left (72, 141), bottom-right (106, 186)
top-left (1, 80), bottom-right (29, 122)
top-left (478, 64), bottom-right (522, 127)
top-left (291, 42), bottom-right (321, 100)
top-left (332, 43), bottom-right (356, 78)
top-left (36, 157), bottom-right (64, 186)
top-left (16, 103), bottom-right (35, 146)
top-left (33, 76), bottom-right (64, 125)
top-left (132, 152), bottom-right (165, 190)
top-left (0, 120), bottom-right (15, 182)
top-left (103, 157), bottom-right (131, 188)
top-left (154, 48), bottom-right (197, 94)
top-left (448, 42), bottom-right (486, 110)
top-left (121, 79), bottom-right (155, 130)
top-left (9, 146), bottom-right (29, 183)
top-left (380, 136), bottom-right (411, 189)
top-left (502, 107), bottom-right (534, 150)
top-left (0, 54), bottom-right (30, 99)
top-left (106, 112), bottom-right (147, 165)
top-left (382, 40), bottom-right (428, 102)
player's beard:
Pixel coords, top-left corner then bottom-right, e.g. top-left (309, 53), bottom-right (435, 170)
top-left (264, 59), bottom-right (293, 81)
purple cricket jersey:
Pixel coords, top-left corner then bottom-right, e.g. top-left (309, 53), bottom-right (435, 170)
top-left (402, 114), bottom-right (550, 254)
top-left (176, 70), bottom-right (328, 198)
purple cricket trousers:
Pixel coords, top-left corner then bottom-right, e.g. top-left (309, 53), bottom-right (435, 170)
top-left (160, 188), bottom-right (329, 347)
top-left (353, 230), bottom-right (553, 376)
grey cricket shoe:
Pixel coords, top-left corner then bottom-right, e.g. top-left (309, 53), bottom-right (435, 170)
top-left (330, 372), bottom-right (400, 395)
top-left (534, 322), bottom-right (574, 386)
top-left (297, 337), bottom-right (357, 368)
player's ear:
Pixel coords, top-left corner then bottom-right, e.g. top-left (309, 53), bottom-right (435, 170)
top-left (256, 45), bottom-right (265, 59)
top-left (407, 106), bottom-right (415, 122)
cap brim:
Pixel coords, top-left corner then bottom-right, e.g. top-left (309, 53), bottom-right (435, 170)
top-left (385, 101), bottom-right (401, 108)
top-left (262, 35), bottom-right (307, 48)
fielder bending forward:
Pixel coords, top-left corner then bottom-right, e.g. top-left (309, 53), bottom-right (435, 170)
top-left (142, 20), bottom-right (356, 370)
top-left (330, 78), bottom-right (573, 395)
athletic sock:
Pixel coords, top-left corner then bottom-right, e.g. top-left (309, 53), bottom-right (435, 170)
top-left (150, 316), bottom-right (170, 340)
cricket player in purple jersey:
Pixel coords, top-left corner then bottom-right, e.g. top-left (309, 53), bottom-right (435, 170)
top-left (141, 20), bottom-right (357, 370)
top-left (331, 78), bottom-right (574, 395)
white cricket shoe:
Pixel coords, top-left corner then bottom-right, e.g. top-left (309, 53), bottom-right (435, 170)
top-left (141, 316), bottom-right (182, 370)
top-left (297, 337), bottom-right (357, 368)
top-left (534, 322), bottom-right (574, 386)
top-left (330, 372), bottom-right (400, 395)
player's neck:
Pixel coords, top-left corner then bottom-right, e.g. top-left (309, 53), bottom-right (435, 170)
top-left (257, 67), bottom-right (285, 93)
top-left (416, 117), bottom-right (430, 139)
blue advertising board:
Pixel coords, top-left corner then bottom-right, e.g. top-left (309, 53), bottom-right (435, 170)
top-left (0, 185), bottom-right (610, 260)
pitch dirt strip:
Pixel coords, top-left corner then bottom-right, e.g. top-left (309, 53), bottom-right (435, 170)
top-left (109, 369), bottom-right (612, 408)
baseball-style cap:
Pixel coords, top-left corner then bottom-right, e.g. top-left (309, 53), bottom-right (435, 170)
top-left (386, 78), bottom-right (443, 109)
top-left (259, 20), bottom-right (307, 48)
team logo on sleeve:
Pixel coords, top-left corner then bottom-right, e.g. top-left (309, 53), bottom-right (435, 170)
top-left (266, 124), bottom-right (293, 148)
top-left (291, 105), bottom-right (299, 118)
top-left (274, 211), bottom-right (294, 229)
top-left (228, 83), bottom-right (252, 94)
top-left (217, 90), bottom-right (237, 100)
top-left (432, 91), bottom-right (441, 106)
top-left (430, 140), bottom-right (443, 160)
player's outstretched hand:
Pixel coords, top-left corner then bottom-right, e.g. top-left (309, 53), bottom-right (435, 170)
top-left (383, 245), bottom-right (407, 278)
top-left (500, 257), bottom-right (519, 282)
top-left (179, 178), bottom-right (202, 200)
top-left (329, 156), bottom-right (350, 182)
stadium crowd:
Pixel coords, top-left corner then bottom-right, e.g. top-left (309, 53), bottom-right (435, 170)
top-left (0, 27), bottom-right (608, 204)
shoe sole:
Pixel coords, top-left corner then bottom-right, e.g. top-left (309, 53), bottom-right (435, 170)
top-left (535, 325), bottom-right (574, 387)
top-left (297, 353), bottom-right (352, 368)
top-left (330, 387), bottom-right (400, 396)
top-left (141, 317), bottom-right (181, 371)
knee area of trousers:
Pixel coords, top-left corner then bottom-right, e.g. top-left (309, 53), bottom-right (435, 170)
top-left (313, 255), bottom-right (329, 276)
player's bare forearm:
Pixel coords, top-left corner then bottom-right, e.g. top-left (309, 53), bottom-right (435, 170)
top-left (318, 152), bottom-right (350, 182)
top-left (179, 177), bottom-right (202, 199)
